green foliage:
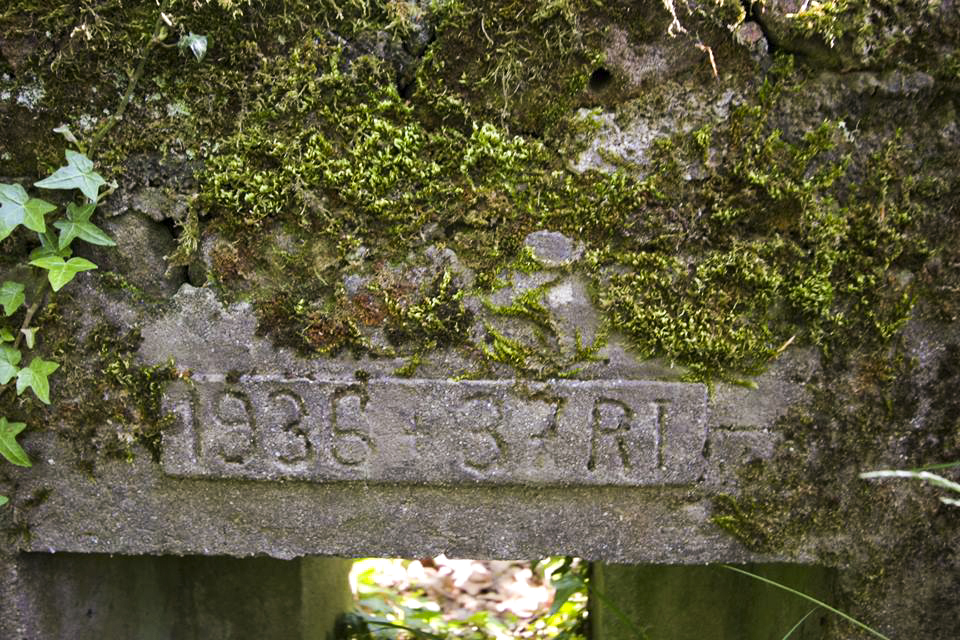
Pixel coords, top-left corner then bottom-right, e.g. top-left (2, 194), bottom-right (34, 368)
top-left (0, 346), bottom-right (21, 385)
top-left (861, 467), bottom-right (960, 507)
top-left (178, 32), bottom-right (209, 62)
top-left (0, 184), bottom-right (57, 240)
top-left (0, 417), bottom-right (31, 467)
top-left (54, 203), bottom-right (116, 249)
top-left (34, 149), bottom-right (107, 202)
top-left (0, 281), bottom-right (26, 316)
top-left (0, 415), bottom-right (30, 504)
top-left (15, 357), bottom-right (60, 404)
top-left (345, 557), bottom-right (588, 640)
top-left (0, 2), bottom-right (206, 506)
top-left (1, 149), bottom-right (110, 489)
top-left (29, 255), bottom-right (98, 292)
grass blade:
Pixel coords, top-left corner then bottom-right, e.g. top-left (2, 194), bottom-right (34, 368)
top-left (720, 565), bottom-right (892, 640)
top-left (910, 461), bottom-right (960, 473)
top-left (587, 582), bottom-right (650, 640)
top-left (781, 607), bottom-right (818, 640)
top-left (860, 470), bottom-right (960, 495)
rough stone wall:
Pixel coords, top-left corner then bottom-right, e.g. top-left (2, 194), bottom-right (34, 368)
top-left (1, 1), bottom-right (959, 638)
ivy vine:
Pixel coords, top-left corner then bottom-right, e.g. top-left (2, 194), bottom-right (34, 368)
top-left (0, 0), bottom-right (207, 506)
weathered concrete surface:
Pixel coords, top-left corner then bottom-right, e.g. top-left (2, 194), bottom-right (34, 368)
top-left (0, 553), bottom-right (352, 640)
top-left (1, 0), bottom-right (959, 637)
top-left (6, 430), bottom-right (781, 564)
top-left (1, 274), bottom-right (801, 564)
top-left (162, 377), bottom-right (708, 486)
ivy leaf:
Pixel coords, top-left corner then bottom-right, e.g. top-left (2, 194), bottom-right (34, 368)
top-left (0, 496), bottom-right (8, 507)
top-left (20, 327), bottom-right (37, 349)
top-left (0, 281), bottom-right (25, 316)
top-left (29, 255), bottom-right (97, 291)
top-left (28, 245), bottom-right (69, 262)
top-left (0, 345), bottom-right (21, 384)
top-left (0, 417), bottom-right (31, 467)
top-left (54, 202), bottom-right (115, 249)
top-left (30, 230), bottom-right (71, 262)
top-left (178, 32), bottom-right (208, 62)
top-left (0, 327), bottom-right (13, 342)
top-left (34, 150), bottom-right (106, 202)
top-left (16, 357), bottom-right (59, 404)
top-left (53, 124), bottom-right (80, 146)
top-left (0, 183), bottom-right (57, 240)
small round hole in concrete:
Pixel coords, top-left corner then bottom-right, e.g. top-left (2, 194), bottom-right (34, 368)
top-left (588, 67), bottom-right (613, 93)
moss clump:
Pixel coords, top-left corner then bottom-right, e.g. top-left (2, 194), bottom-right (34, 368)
top-left (189, 26), bottom-right (654, 361)
top-left (303, 306), bottom-right (365, 356)
top-left (484, 283), bottom-right (557, 335)
top-left (597, 249), bottom-right (786, 380)
top-left (384, 269), bottom-right (473, 349)
top-left (590, 58), bottom-right (924, 381)
top-left (481, 326), bottom-right (534, 371)
top-left (0, 0), bottom-right (384, 176)
top-left (784, 0), bottom-right (940, 64)
top-left (0, 297), bottom-right (177, 471)
top-left (60, 324), bottom-right (178, 466)
top-left (411, 0), bottom-right (604, 135)
top-left (481, 282), bottom-right (604, 378)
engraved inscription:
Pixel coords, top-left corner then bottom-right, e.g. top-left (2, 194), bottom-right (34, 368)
top-left (525, 393), bottom-right (562, 469)
top-left (588, 398), bottom-right (634, 472)
top-left (458, 394), bottom-right (506, 472)
top-left (266, 389), bottom-right (312, 466)
top-left (212, 389), bottom-right (255, 464)
top-left (331, 387), bottom-right (374, 467)
top-left (162, 377), bottom-right (708, 486)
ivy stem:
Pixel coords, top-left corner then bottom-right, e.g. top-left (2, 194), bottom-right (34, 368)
top-left (12, 1), bottom-right (173, 355)
top-left (87, 0), bottom-right (175, 158)
top-left (12, 285), bottom-right (49, 351)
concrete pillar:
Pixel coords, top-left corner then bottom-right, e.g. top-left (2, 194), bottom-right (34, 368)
top-left (590, 563), bottom-right (836, 640)
top-left (0, 553), bottom-right (353, 640)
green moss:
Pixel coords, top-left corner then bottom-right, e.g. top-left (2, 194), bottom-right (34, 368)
top-left (384, 269), bottom-right (473, 350)
top-left (411, 0), bottom-right (603, 135)
top-left (98, 271), bottom-right (165, 306)
top-left (0, 298), bottom-right (178, 471)
top-left (393, 352), bottom-right (423, 378)
top-left (66, 324), bottom-right (178, 464)
top-left (597, 248), bottom-right (786, 380)
top-left (181, 30), bottom-right (923, 384)
top-left (481, 326), bottom-right (533, 371)
top-left (484, 283), bottom-right (557, 335)
top-left (770, 0), bottom-right (948, 70)
top-left (711, 345), bottom-right (960, 552)
top-left (588, 58), bottom-right (924, 381)
top-left (301, 287), bottom-right (366, 356)
top-left (3, 2), bottom-right (926, 386)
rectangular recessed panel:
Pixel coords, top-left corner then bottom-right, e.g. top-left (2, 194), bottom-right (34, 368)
top-left (161, 377), bottom-right (708, 486)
